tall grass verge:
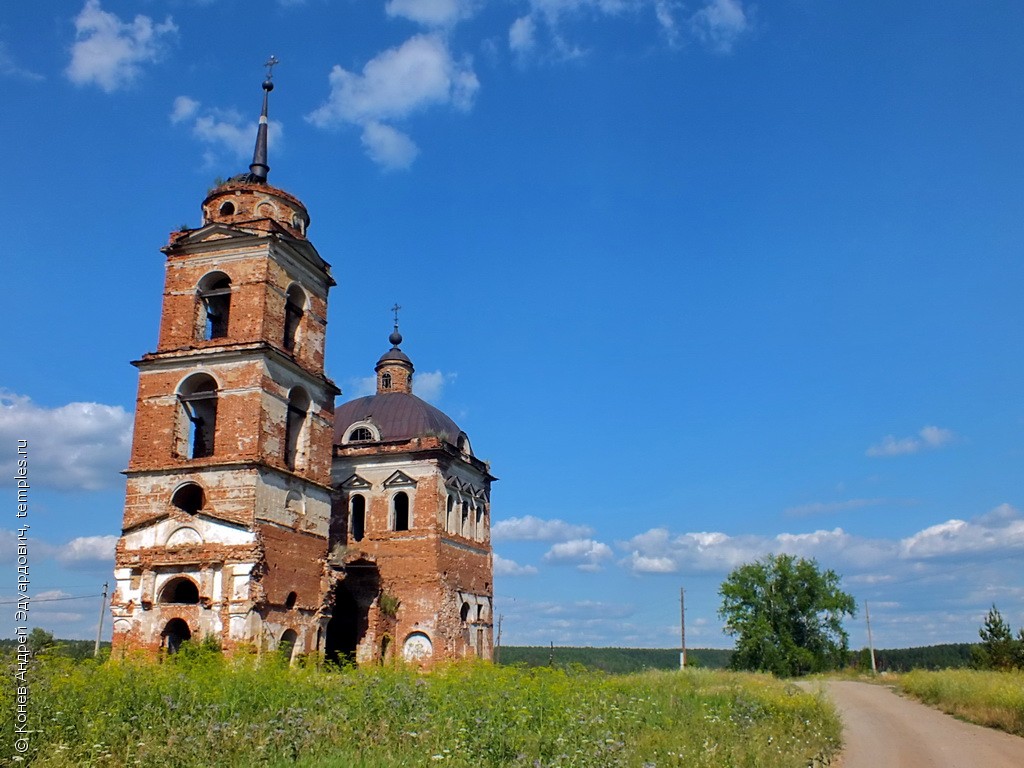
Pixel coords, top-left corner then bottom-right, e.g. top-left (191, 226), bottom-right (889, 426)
top-left (897, 669), bottom-right (1024, 735)
top-left (1, 650), bottom-right (840, 767)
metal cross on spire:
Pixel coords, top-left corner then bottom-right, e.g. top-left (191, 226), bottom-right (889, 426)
top-left (391, 303), bottom-right (402, 329)
top-left (264, 55), bottom-right (280, 80)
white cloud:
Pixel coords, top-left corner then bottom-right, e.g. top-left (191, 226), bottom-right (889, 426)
top-left (654, 0), bottom-right (679, 46)
top-left (690, 0), bottom-right (749, 53)
top-left (509, 0), bottom-right (749, 60)
top-left (414, 369), bottom-right (457, 403)
top-left (361, 121), bottom-right (420, 170)
top-left (492, 515), bottom-right (594, 542)
top-left (346, 375), bottom-right (378, 400)
top-left (0, 392), bottom-right (132, 492)
top-left (622, 504), bottom-right (1024, 578)
top-left (494, 553), bottom-right (539, 576)
top-left (509, 16), bottom-right (537, 55)
top-left (66, 0), bottom-right (176, 92)
top-left (306, 34), bottom-right (479, 169)
top-left (170, 96), bottom-right (283, 168)
top-left (544, 538), bottom-right (614, 571)
top-left (900, 504), bottom-right (1024, 560)
top-left (0, 41), bottom-right (44, 81)
top-left (57, 535), bottom-right (119, 566)
top-left (867, 425), bottom-right (955, 457)
top-left (386, 0), bottom-right (477, 27)
top-left (170, 95), bottom-right (199, 124)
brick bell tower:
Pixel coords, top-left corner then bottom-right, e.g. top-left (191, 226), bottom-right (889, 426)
top-left (111, 62), bottom-right (339, 657)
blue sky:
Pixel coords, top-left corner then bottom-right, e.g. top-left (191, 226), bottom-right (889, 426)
top-left (2, 0), bottom-right (1023, 650)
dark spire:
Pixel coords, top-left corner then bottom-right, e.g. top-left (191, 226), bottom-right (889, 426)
top-left (389, 302), bottom-right (403, 347)
top-left (248, 55), bottom-right (279, 184)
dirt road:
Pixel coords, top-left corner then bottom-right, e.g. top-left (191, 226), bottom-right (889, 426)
top-left (819, 680), bottom-right (1024, 768)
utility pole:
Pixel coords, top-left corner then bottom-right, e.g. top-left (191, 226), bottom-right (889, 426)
top-left (494, 614), bottom-right (503, 664)
top-left (94, 581), bottom-right (108, 658)
top-left (680, 587), bottom-right (686, 670)
top-left (865, 600), bottom-right (877, 674)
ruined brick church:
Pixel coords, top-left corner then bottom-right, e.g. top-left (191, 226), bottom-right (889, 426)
top-left (109, 71), bottom-right (494, 665)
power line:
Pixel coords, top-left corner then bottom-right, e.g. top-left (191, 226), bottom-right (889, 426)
top-left (0, 593), bottom-right (103, 605)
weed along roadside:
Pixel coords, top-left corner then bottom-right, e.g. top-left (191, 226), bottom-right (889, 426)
top-left (1, 647), bottom-right (841, 767)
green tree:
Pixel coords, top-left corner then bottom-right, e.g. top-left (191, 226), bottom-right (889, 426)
top-left (718, 553), bottom-right (856, 677)
top-left (971, 605), bottom-right (1019, 670)
top-left (27, 627), bottom-right (55, 655)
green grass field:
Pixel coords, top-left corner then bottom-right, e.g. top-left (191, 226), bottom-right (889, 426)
top-left (2, 650), bottom-right (841, 767)
top-left (896, 668), bottom-right (1024, 736)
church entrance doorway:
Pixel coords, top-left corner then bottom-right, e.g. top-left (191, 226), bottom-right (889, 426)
top-left (325, 560), bottom-right (380, 665)
top-left (162, 618), bottom-right (191, 653)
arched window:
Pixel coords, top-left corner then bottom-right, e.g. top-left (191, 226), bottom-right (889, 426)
top-left (171, 483), bottom-right (204, 514)
top-left (381, 372), bottom-right (392, 390)
top-left (461, 501), bottom-right (469, 537)
top-left (446, 495), bottom-right (455, 533)
top-left (393, 492), bottom-right (409, 532)
top-left (160, 577), bottom-right (199, 604)
top-left (475, 504), bottom-right (483, 540)
top-left (350, 494), bottom-right (366, 542)
top-left (285, 388), bottom-right (310, 470)
top-left (348, 427), bottom-right (373, 442)
top-left (283, 284), bottom-right (306, 351)
top-left (197, 273), bottom-right (231, 340)
top-left (460, 602), bottom-right (470, 622)
top-left (177, 374), bottom-right (218, 459)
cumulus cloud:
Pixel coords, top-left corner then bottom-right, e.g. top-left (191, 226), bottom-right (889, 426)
top-left (0, 391), bottom-right (132, 492)
top-left (544, 538), bottom-right (614, 571)
top-left (492, 515), bottom-right (594, 542)
top-left (386, 0), bottom-right (477, 27)
top-left (900, 504), bottom-right (1024, 560)
top-left (170, 95), bottom-right (283, 168)
top-left (690, 0), bottom-right (749, 53)
top-left (57, 535), bottom-right (119, 566)
top-left (867, 425), bottom-right (955, 457)
top-left (622, 504), bottom-right (1024, 578)
top-left (306, 34), bottom-right (479, 170)
top-left (494, 553), bottom-right (539, 576)
top-left (412, 370), bottom-right (456, 403)
top-left (66, 0), bottom-right (176, 92)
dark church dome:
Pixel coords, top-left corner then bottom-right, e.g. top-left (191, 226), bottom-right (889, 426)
top-left (334, 392), bottom-right (463, 447)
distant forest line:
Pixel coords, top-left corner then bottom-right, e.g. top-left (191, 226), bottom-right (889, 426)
top-left (497, 644), bottom-right (978, 674)
top-left (1, 638), bottom-right (976, 673)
